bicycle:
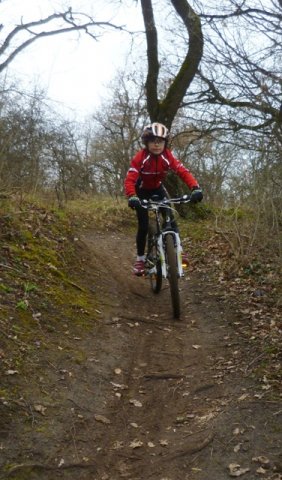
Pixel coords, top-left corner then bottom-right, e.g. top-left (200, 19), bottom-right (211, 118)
top-left (141, 194), bottom-right (191, 319)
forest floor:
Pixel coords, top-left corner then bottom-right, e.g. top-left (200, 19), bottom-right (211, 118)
top-left (0, 204), bottom-right (281, 480)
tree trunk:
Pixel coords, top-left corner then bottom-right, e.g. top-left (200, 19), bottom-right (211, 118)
top-left (140, 0), bottom-right (203, 129)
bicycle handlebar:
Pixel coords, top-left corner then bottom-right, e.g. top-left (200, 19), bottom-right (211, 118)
top-left (140, 194), bottom-right (191, 208)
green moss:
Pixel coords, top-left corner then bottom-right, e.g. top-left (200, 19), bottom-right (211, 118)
top-left (0, 283), bottom-right (12, 292)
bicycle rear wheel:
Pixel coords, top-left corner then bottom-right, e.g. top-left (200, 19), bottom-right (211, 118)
top-left (147, 223), bottom-right (162, 294)
top-left (166, 233), bottom-right (180, 319)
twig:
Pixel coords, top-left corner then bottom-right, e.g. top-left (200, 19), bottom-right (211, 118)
top-left (67, 397), bottom-right (94, 413)
top-left (245, 352), bottom-right (266, 372)
top-left (4, 462), bottom-right (97, 477)
top-left (0, 263), bottom-right (22, 273)
top-left (144, 373), bottom-right (184, 380)
top-left (66, 279), bottom-right (85, 291)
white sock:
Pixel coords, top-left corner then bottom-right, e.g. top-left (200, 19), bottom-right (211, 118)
top-left (137, 255), bottom-right (146, 261)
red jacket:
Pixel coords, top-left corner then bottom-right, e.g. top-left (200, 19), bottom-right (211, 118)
top-left (124, 148), bottom-right (199, 197)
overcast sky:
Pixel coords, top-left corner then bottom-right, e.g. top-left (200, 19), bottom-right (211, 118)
top-left (0, 0), bottom-right (144, 119)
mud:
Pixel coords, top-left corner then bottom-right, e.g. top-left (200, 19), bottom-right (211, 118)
top-left (0, 230), bottom-right (281, 480)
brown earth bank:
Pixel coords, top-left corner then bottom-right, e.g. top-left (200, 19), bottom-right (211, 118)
top-left (0, 228), bottom-right (281, 480)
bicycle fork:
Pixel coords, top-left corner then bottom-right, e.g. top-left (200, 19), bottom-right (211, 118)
top-left (159, 231), bottom-right (184, 278)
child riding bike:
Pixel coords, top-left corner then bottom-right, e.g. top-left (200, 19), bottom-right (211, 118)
top-left (124, 122), bottom-right (203, 276)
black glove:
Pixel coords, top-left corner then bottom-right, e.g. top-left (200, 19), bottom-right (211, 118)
top-left (190, 187), bottom-right (203, 203)
top-left (128, 196), bottom-right (141, 209)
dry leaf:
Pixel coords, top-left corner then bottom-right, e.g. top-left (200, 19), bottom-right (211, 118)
top-left (233, 443), bottom-right (241, 453)
top-left (256, 467), bottom-right (267, 474)
top-left (34, 404), bottom-right (47, 416)
top-left (130, 422), bottom-right (139, 428)
top-left (129, 439), bottom-right (143, 449)
top-left (94, 414), bottom-right (111, 425)
top-left (112, 441), bottom-right (123, 450)
top-left (238, 393), bottom-right (249, 401)
top-left (148, 442), bottom-right (155, 448)
top-left (192, 344), bottom-right (201, 349)
top-left (228, 463), bottom-right (250, 477)
top-left (5, 370), bottom-right (18, 375)
top-left (129, 399), bottom-right (143, 407)
top-left (110, 381), bottom-right (127, 390)
top-left (160, 439), bottom-right (169, 446)
top-left (252, 456), bottom-right (270, 465)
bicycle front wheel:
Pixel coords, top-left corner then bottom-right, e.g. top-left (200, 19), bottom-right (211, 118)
top-left (147, 223), bottom-right (162, 294)
top-left (166, 233), bottom-right (180, 319)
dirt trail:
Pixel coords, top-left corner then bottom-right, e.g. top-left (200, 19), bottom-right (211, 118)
top-left (1, 230), bottom-right (281, 480)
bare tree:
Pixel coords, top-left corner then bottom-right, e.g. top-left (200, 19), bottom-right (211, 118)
top-left (0, 7), bottom-right (124, 73)
top-left (88, 70), bottom-right (148, 195)
top-left (0, 89), bottom-right (49, 193)
top-left (181, 0), bottom-right (281, 138)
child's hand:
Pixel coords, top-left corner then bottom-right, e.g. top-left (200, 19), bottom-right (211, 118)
top-left (128, 196), bottom-right (141, 208)
top-left (190, 188), bottom-right (203, 203)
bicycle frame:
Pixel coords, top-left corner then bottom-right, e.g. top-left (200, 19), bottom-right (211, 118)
top-left (142, 195), bottom-right (190, 279)
top-left (141, 194), bottom-right (191, 319)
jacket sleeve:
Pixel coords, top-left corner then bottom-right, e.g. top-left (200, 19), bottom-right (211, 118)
top-left (167, 150), bottom-right (199, 190)
top-left (124, 152), bottom-right (141, 197)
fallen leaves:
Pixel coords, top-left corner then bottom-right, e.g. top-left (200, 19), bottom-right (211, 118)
top-left (129, 439), bottom-right (143, 449)
top-left (227, 455), bottom-right (272, 477)
top-left (34, 405), bottom-right (47, 416)
top-left (228, 463), bottom-right (250, 477)
top-left (159, 439), bottom-right (169, 447)
top-left (129, 399), bottom-right (143, 408)
top-left (130, 422), bottom-right (139, 429)
top-left (252, 456), bottom-right (270, 466)
top-left (5, 370), bottom-right (18, 375)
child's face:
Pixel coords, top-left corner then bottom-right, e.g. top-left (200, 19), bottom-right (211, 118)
top-left (147, 137), bottom-right (165, 154)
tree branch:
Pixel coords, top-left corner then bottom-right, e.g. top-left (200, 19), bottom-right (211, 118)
top-left (0, 10), bottom-right (124, 73)
top-left (196, 71), bottom-right (280, 120)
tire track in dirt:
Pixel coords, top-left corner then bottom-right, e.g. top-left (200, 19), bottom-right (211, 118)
top-left (2, 230), bottom-right (280, 480)
top-left (80, 231), bottom-right (281, 480)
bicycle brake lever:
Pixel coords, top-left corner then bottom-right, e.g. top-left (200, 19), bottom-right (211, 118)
top-left (181, 194), bottom-right (191, 203)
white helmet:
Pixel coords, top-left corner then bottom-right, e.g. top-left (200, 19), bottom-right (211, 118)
top-left (141, 122), bottom-right (170, 143)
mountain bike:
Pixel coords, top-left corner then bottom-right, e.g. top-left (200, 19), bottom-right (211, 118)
top-left (141, 194), bottom-right (191, 319)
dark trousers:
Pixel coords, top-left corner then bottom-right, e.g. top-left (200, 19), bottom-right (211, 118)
top-left (135, 185), bottom-right (177, 256)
